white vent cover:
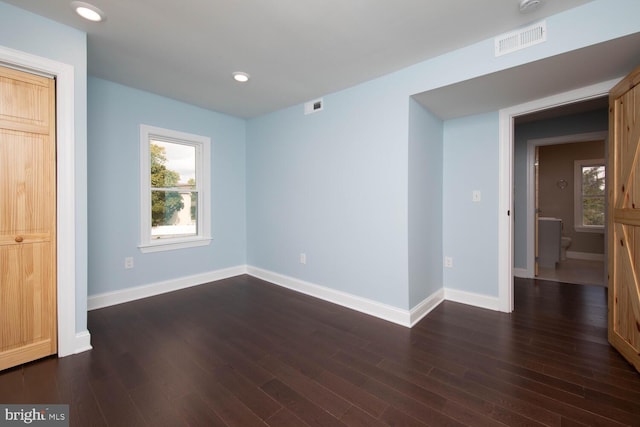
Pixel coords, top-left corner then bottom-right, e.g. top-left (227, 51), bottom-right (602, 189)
top-left (495, 20), bottom-right (546, 57)
top-left (304, 98), bottom-right (323, 115)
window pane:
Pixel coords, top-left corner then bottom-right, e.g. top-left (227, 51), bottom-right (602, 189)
top-left (140, 124), bottom-right (210, 252)
top-left (581, 166), bottom-right (605, 196)
top-left (150, 140), bottom-right (196, 188)
top-left (151, 190), bottom-right (197, 238)
top-left (582, 196), bottom-right (605, 226)
top-left (190, 191), bottom-right (198, 224)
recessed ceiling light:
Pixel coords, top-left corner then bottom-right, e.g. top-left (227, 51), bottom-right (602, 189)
top-left (519, 0), bottom-right (542, 13)
top-left (71, 1), bottom-right (105, 22)
top-left (232, 72), bottom-right (250, 83)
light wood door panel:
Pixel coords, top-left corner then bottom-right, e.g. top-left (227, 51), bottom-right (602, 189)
top-left (608, 64), bottom-right (640, 372)
top-left (0, 67), bottom-right (52, 134)
top-left (0, 65), bottom-right (56, 371)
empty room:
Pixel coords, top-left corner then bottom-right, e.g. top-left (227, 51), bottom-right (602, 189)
top-left (1, 0), bottom-right (640, 425)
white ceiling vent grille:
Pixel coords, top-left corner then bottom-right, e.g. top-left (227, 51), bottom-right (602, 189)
top-left (495, 20), bottom-right (546, 57)
top-left (304, 98), bottom-right (324, 115)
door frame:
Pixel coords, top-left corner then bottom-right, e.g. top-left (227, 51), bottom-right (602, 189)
top-left (0, 45), bottom-right (83, 357)
top-left (498, 78), bottom-right (620, 312)
top-left (523, 131), bottom-right (608, 278)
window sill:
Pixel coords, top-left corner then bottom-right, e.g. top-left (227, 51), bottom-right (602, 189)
top-left (139, 236), bottom-right (212, 253)
top-left (574, 226), bottom-right (604, 234)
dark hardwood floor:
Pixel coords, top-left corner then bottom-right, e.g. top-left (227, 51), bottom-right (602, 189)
top-left (1, 275), bottom-right (639, 426)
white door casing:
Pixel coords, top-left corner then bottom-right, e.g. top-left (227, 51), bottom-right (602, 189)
top-left (498, 78), bottom-right (620, 313)
top-left (0, 44), bottom-right (91, 356)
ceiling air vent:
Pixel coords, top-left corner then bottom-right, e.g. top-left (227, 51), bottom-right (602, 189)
top-left (495, 20), bottom-right (546, 57)
top-left (304, 98), bottom-right (323, 115)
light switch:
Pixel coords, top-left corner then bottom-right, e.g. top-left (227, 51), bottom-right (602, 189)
top-left (472, 190), bottom-right (481, 202)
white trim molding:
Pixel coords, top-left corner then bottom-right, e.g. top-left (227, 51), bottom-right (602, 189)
top-left (90, 264), bottom-right (447, 328)
top-left (88, 265), bottom-right (246, 310)
top-left (74, 331), bottom-right (93, 354)
top-left (88, 264), bottom-right (507, 329)
top-left (513, 268), bottom-right (530, 278)
top-left (444, 288), bottom-right (501, 311)
top-left (499, 78), bottom-right (619, 313)
top-left (498, 99), bottom-right (515, 313)
top-left (247, 266), bottom-right (416, 327)
top-left (0, 45), bottom-right (86, 357)
top-left (139, 124), bottom-right (212, 253)
top-left (409, 289), bottom-right (445, 327)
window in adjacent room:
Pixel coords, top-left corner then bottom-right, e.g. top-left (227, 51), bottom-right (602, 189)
top-left (574, 158), bottom-right (605, 233)
top-left (139, 124), bottom-right (211, 252)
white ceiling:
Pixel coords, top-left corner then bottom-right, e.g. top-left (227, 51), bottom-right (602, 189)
top-left (2, 0), bottom-right (603, 119)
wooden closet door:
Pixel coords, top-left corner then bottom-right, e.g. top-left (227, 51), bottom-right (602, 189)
top-left (0, 65), bottom-right (57, 371)
top-left (608, 65), bottom-right (640, 372)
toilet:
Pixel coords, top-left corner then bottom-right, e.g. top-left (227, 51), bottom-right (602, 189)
top-left (560, 236), bottom-right (572, 261)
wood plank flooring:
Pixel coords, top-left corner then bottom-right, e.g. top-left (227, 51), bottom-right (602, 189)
top-left (1, 275), bottom-right (639, 426)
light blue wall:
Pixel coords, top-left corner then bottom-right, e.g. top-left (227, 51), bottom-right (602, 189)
top-left (443, 113), bottom-right (500, 296)
top-left (408, 99), bottom-right (443, 307)
top-left (0, 2), bottom-right (88, 333)
top-left (88, 77), bottom-right (246, 296)
top-left (246, 0), bottom-right (640, 310)
top-left (247, 77), bottom-right (410, 309)
top-left (513, 109), bottom-right (608, 269)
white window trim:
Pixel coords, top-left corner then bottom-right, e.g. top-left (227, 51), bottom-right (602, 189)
top-left (139, 124), bottom-right (212, 253)
top-left (573, 158), bottom-right (605, 234)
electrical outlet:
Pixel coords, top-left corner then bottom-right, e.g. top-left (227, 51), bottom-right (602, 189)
top-left (299, 253), bottom-right (307, 265)
top-left (124, 257), bottom-right (134, 269)
top-left (444, 256), bottom-right (453, 268)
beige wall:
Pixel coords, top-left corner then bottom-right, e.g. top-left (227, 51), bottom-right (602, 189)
top-left (538, 140), bottom-right (605, 255)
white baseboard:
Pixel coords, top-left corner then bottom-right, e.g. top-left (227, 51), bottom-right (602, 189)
top-left (87, 265), bottom-right (247, 310)
top-left (444, 288), bottom-right (500, 311)
top-left (86, 263), bottom-right (502, 330)
top-left (247, 266), bottom-right (416, 327)
top-left (73, 330), bottom-right (92, 354)
top-left (513, 268), bottom-right (530, 278)
top-left (410, 289), bottom-right (445, 327)
top-left (566, 251), bottom-right (605, 261)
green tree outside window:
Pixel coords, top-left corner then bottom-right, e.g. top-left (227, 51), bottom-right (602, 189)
top-left (150, 144), bottom-right (184, 226)
top-left (581, 165), bottom-right (605, 226)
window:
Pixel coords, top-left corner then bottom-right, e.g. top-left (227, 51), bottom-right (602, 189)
top-left (140, 124), bottom-right (211, 252)
top-left (574, 159), bottom-right (605, 233)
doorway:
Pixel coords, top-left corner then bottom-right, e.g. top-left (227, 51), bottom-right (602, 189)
top-left (0, 65), bottom-right (57, 370)
top-left (497, 79), bottom-right (619, 312)
top-left (514, 111), bottom-right (608, 287)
